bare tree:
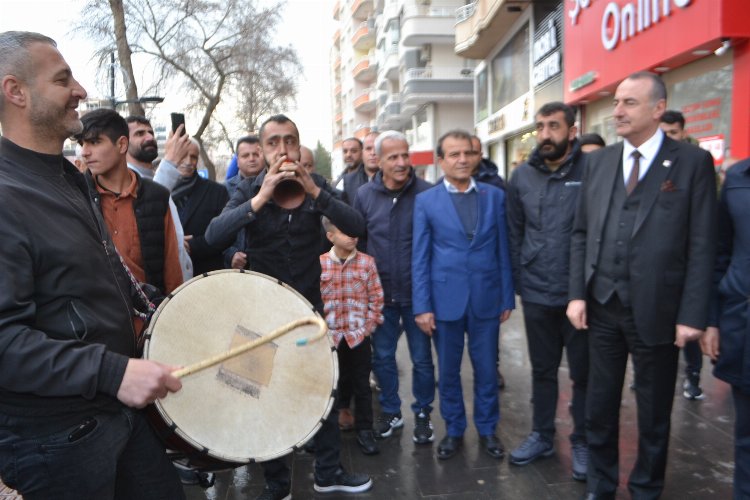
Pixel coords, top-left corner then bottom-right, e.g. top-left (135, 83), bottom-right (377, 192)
top-left (77, 0), bottom-right (300, 179)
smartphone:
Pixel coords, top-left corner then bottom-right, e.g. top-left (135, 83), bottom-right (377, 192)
top-left (170, 112), bottom-right (186, 136)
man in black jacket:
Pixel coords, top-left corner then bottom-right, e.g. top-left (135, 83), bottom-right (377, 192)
top-left (205, 114), bottom-right (371, 500)
top-left (0, 31), bottom-right (183, 499)
top-left (505, 102), bottom-right (588, 480)
top-left (172, 138), bottom-right (229, 275)
top-left (342, 132), bottom-right (379, 204)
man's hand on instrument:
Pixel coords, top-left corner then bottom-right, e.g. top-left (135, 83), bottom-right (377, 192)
top-left (675, 323), bottom-right (703, 348)
top-left (279, 160), bottom-right (321, 199)
top-left (117, 359), bottom-right (182, 409)
top-left (253, 154), bottom-right (298, 210)
top-left (566, 299), bottom-right (588, 330)
top-left (415, 312), bottom-right (436, 336)
top-left (231, 251), bottom-right (247, 269)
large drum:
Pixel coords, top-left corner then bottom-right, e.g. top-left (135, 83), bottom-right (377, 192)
top-left (143, 270), bottom-right (337, 470)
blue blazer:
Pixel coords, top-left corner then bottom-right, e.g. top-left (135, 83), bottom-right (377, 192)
top-left (412, 182), bottom-right (515, 321)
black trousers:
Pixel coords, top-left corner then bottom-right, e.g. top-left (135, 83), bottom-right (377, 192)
top-left (522, 301), bottom-right (588, 443)
top-left (336, 337), bottom-right (374, 430)
top-left (586, 296), bottom-right (679, 500)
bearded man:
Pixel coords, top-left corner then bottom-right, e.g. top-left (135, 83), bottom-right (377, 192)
top-left (505, 102), bottom-right (589, 480)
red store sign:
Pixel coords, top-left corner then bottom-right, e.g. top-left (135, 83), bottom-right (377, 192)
top-left (564, 0), bottom-right (748, 103)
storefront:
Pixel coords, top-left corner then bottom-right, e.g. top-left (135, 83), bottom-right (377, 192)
top-left (564, 0), bottom-right (750, 163)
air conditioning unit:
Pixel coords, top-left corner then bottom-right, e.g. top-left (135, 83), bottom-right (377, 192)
top-left (419, 44), bottom-right (431, 63)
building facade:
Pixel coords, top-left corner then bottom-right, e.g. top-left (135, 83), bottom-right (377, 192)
top-left (332, 0), bottom-right (476, 181)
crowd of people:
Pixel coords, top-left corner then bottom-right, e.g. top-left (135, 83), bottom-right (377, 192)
top-left (0, 30), bottom-right (748, 500)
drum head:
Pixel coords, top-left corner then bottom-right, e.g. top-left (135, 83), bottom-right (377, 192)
top-left (143, 270), bottom-right (337, 464)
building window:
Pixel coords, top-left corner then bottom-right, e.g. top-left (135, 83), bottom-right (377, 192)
top-left (491, 24), bottom-right (530, 112)
top-left (476, 67), bottom-right (488, 122)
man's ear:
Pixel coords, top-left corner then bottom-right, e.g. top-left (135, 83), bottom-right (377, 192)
top-left (117, 136), bottom-right (129, 154)
top-left (568, 125), bottom-right (578, 141)
top-left (1, 75), bottom-right (27, 109)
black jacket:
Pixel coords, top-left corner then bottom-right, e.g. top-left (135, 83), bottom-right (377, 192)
top-left (205, 170), bottom-right (365, 310)
top-left (173, 175), bottom-right (229, 275)
top-left (353, 169), bottom-right (432, 305)
top-left (342, 164), bottom-right (369, 205)
top-left (0, 138), bottom-right (134, 423)
top-left (506, 139), bottom-right (584, 306)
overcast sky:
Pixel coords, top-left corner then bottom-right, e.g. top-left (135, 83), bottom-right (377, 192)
top-left (0, 0), bottom-right (336, 150)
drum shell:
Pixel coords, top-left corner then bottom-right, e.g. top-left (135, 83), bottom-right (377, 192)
top-left (143, 270), bottom-right (337, 470)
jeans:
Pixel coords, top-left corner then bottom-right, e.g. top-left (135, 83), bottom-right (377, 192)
top-left (371, 304), bottom-right (435, 415)
top-left (0, 408), bottom-right (184, 500)
top-left (522, 300), bottom-right (588, 443)
top-left (337, 337), bottom-right (374, 430)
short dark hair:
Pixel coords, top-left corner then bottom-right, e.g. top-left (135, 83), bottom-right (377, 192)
top-left (259, 114), bottom-right (299, 142)
top-left (660, 110), bottom-right (685, 129)
top-left (536, 102), bottom-right (575, 127)
top-left (125, 115), bottom-right (152, 127)
top-left (579, 133), bottom-right (606, 148)
top-left (436, 129), bottom-right (472, 159)
top-left (626, 71), bottom-right (667, 103)
top-left (343, 137), bottom-right (363, 149)
top-left (0, 31), bottom-right (57, 114)
top-left (77, 108), bottom-right (129, 146)
top-left (236, 135), bottom-right (260, 151)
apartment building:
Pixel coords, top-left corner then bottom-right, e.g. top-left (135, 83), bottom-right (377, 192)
top-left (332, 0), bottom-right (476, 181)
top-left (455, 0), bottom-right (563, 181)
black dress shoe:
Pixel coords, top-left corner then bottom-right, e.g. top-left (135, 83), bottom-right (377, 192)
top-left (437, 435), bottom-right (463, 460)
top-left (479, 434), bottom-right (505, 459)
top-left (356, 430), bottom-right (379, 455)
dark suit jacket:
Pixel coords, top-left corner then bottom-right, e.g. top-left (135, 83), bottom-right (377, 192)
top-left (569, 135), bottom-right (717, 345)
top-left (412, 182), bottom-right (515, 321)
top-left (175, 176), bottom-right (229, 275)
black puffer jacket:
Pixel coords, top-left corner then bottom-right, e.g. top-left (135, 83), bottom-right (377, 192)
top-left (506, 139), bottom-right (585, 306)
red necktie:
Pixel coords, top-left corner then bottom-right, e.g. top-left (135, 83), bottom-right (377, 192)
top-left (626, 150), bottom-right (641, 195)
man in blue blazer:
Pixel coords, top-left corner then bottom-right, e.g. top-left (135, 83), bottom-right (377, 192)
top-left (413, 130), bottom-right (515, 460)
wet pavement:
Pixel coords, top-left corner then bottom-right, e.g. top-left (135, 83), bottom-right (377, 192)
top-left (183, 307), bottom-right (736, 499)
top-left (0, 306), bottom-right (733, 499)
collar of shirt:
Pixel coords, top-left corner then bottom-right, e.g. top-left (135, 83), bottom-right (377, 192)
top-left (328, 247), bottom-right (358, 264)
top-left (622, 128), bottom-right (664, 183)
top-left (95, 169), bottom-right (139, 199)
top-left (443, 176), bottom-right (478, 193)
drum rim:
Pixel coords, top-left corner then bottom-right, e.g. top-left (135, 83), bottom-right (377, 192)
top-left (144, 269), bottom-right (338, 464)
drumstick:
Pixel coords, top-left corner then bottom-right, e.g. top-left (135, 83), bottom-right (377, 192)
top-left (172, 316), bottom-right (328, 379)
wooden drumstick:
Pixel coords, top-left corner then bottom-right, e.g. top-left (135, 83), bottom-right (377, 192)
top-left (172, 316), bottom-right (328, 379)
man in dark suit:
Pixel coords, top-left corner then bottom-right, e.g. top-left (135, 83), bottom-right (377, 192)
top-left (171, 139), bottom-right (229, 275)
top-left (567, 72), bottom-right (717, 499)
top-left (413, 130), bottom-right (515, 461)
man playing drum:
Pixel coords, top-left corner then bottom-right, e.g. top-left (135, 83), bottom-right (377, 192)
top-left (205, 114), bottom-right (372, 499)
top-left (0, 31), bottom-right (184, 499)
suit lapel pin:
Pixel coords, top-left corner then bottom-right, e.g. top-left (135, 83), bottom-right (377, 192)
top-left (662, 160), bottom-right (672, 167)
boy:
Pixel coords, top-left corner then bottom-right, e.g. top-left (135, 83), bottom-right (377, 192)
top-left (320, 216), bottom-right (384, 456)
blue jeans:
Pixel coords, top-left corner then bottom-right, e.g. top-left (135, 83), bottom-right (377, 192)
top-left (371, 304), bottom-right (435, 415)
top-left (0, 408), bottom-right (184, 500)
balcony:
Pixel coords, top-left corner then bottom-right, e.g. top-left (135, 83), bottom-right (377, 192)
top-left (401, 67), bottom-right (473, 114)
top-left (334, 83), bottom-right (342, 95)
top-left (455, 0), bottom-right (526, 59)
top-left (352, 54), bottom-right (377, 82)
top-left (377, 94), bottom-right (402, 129)
top-left (333, 56), bottom-right (341, 70)
top-left (335, 112), bottom-right (343, 123)
top-left (354, 126), bottom-right (373, 139)
top-left (352, 21), bottom-right (376, 51)
top-left (401, 4), bottom-right (458, 47)
top-left (351, 0), bottom-right (373, 21)
top-left (333, 28), bottom-right (341, 46)
top-left (353, 87), bottom-right (377, 112)
top-left (333, 0), bottom-right (340, 20)
top-left (378, 44), bottom-right (399, 85)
